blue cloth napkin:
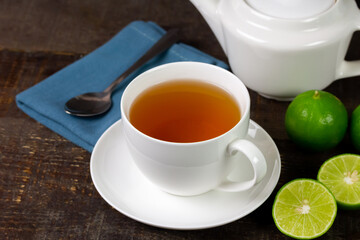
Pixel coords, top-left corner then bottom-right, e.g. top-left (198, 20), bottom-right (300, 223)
top-left (16, 21), bottom-right (229, 152)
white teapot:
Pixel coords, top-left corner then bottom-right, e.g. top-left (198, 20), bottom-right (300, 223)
top-left (190, 0), bottom-right (360, 100)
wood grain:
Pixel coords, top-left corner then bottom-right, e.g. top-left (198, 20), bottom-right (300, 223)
top-left (1, 0), bottom-right (360, 239)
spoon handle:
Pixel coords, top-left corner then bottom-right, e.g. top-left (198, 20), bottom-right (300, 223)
top-left (104, 28), bottom-right (179, 94)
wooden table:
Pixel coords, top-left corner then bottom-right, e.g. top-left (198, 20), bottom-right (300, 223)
top-left (1, 0), bottom-right (360, 239)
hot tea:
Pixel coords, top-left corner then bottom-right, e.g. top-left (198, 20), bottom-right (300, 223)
top-left (129, 79), bottom-right (240, 142)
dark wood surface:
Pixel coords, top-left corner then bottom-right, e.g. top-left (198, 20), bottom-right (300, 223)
top-left (1, 0), bottom-right (360, 239)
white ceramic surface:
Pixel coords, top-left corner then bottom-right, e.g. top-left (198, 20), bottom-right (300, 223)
top-left (246, 0), bottom-right (334, 19)
top-left (190, 0), bottom-right (360, 100)
top-left (90, 119), bottom-right (281, 230)
top-left (120, 62), bottom-right (267, 196)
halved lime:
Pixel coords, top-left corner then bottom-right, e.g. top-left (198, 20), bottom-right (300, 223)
top-left (318, 154), bottom-right (360, 210)
top-left (272, 179), bottom-right (337, 239)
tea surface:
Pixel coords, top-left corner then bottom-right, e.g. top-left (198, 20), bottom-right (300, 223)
top-left (129, 79), bottom-right (240, 142)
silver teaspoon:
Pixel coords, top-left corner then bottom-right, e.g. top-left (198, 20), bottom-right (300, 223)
top-left (64, 29), bottom-right (179, 117)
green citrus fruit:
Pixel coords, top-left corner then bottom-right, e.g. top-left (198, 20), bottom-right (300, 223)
top-left (318, 154), bottom-right (360, 210)
top-left (350, 105), bottom-right (360, 152)
top-left (285, 90), bottom-right (348, 152)
top-left (272, 179), bottom-right (337, 239)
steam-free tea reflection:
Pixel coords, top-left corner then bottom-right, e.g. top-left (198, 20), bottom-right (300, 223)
top-left (129, 79), bottom-right (240, 142)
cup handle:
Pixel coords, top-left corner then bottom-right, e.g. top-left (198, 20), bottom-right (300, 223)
top-left (216, 139), bottom-right (267, 192)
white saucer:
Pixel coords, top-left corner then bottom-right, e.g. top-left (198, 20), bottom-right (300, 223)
top-left (90, 119), bottom-right (281, 230)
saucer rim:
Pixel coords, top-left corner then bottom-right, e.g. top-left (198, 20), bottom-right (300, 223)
top-left (90, 119), bottom-right (281, 230)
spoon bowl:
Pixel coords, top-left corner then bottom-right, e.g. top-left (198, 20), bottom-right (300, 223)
top-left (65, 92), bottom-right (111, 117)
top-left (64, 29), bottom-right (179, 117)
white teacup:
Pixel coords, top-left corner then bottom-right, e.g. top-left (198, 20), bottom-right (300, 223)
top-left (120, 62), bottom-right (267, 196)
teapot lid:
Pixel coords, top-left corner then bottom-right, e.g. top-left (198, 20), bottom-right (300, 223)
top-left (245, 0), bottom-right (335, 19)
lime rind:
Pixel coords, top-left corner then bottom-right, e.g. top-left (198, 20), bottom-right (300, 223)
top-left (285, 90), bottom-right (348, 152)
top-left (350, 105), bottom-right (360, 152)
top-left (318, 154), bottom-right (360, 209)
top-left (272, 179), bottom-right (337, 239)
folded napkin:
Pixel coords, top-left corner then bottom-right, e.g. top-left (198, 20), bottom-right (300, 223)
top-left (16, 21), bottom-right (229, 152)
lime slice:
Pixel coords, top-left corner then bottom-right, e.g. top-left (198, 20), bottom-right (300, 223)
top-left (318, 154), bottom-right (360, 210)
top-left (272, 179), bottom-right (337, 239)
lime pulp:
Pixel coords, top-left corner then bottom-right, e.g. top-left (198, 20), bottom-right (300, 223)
top-left (272, 179), bottom-right (337, 239)
top-left (318, 154), bottom-right (360, 209)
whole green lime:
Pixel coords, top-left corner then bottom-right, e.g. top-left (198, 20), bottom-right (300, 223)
top-left (285, 90), bottom-right (348, 152)
top-left (350, 105), bottom-right (360, 152)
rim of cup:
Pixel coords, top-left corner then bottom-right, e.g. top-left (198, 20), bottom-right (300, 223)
top-left (120, 61), bottom-right (250, 146)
